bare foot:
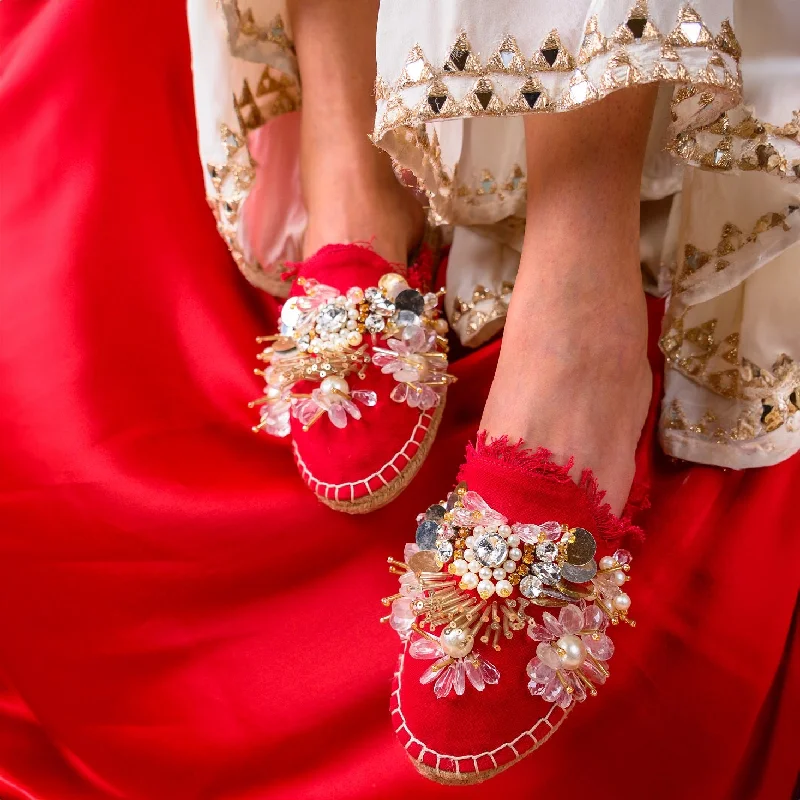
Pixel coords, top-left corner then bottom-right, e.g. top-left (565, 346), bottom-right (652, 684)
top-left (302, 164), bottom-right (425, 264)
top-left (480, 249), bottom-right (651, 515)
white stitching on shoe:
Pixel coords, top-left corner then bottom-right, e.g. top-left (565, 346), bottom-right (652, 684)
top-left (392, 641), bottom-right (571, 777)
top-left (292, 408), bottom-right (434, 502)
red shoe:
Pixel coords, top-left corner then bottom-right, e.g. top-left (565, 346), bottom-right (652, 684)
top-left (382, 434), bottom-right (644, 784)
top-left (252, 242), bottom-right (453, 513)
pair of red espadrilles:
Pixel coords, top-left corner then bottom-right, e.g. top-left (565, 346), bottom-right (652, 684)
top-left (252, 243), bottom-right (645, 785)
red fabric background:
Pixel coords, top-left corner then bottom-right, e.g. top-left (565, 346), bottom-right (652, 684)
top-left (0, 2), bottom-right (797, 798)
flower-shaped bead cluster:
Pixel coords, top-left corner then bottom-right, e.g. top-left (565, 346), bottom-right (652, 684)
top-left (526, 603), bottom-right (613, 708)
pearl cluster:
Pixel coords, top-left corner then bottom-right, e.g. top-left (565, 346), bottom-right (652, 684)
top-left (449, 524), bottom-right (523, 600)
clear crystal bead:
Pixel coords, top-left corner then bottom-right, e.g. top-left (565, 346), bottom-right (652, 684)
top-left (519, 574), bottom-right (543, 599)
top-left (395, 310), bottom-right (420, 328)
top-left (531, 561), bottom-right (561, 586)
top-left (316, 304), bottom-right (347, 333)
top-left (364, 314), bottom-right (385, 334)
top-left (436, 539), bottom-right (454, 564)
top-left (473, 533), bottom-right (508, 567)
top-left (535, 541), bottom-right (559, 562)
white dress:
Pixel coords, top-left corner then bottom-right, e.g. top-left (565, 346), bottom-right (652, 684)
top-left (187, 0), bottom-right (800, 469)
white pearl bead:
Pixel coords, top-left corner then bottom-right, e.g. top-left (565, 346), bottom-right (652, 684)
top-left (476, 580), bottom-right (496, 600)
top-left (555, 634), bottom-right (587, 670)
top-left (473, 526), bottom-right (486, 536)
top-left (503, 560), bottom-right (517, 573)
top-left (347, 308), bottom-right (359, 319)
top-left (450, 559), bottom-right (469, 576)
top-left (464, 536), bottom-right (475, 549)
top-left (468, 560), bottom-right (481, 574)
top-left (459, 572), bottom-right (479, 590)
top-left (498, 524), bottom-right (511, 537)
top-left (346, 319), bottom-right (357, 330)
top-left (320, 376), bottom-right (349, 396)
top-left (433, 318), bottom-right (448, 334)
top-left (507, 534), bottom-right (520, 547)
top-left (492, 568), bottom-right (506, 581)
top-left (346, 331), bottom-right (363, 347)
top-left (509, 547), bottom-right (523, 561)
top-left (463, 548), bottom-right (474, 561)
top-left (612, 592), bottom-right (631, 611)
top-left (266, 386), bottom-right (281, 399)
top-left (440, 627), bottom-right (474, 659)
top-left (495, 580), bottom-right (513, 598)
top-left (612, 569), bottom-right (627, 586)
top-left (599, 556), bottom-right (615, 571)
top-left (479, 567), bottom-right (493, 580)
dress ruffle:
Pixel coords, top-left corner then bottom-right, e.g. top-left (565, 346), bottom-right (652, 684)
top-left (370, 0), bottom-right (800, 469)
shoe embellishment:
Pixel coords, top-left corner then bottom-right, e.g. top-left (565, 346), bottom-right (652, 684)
top-left (251, 272), bottom-right (454, 437)
top-left (382, 482), bottom-right (634, 705)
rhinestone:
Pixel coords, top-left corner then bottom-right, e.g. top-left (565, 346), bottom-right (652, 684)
top-left (316, 304), bottom-right (347, 333)
top-left (474, 533), bottom-right (509, 568)
top-left (436, 539), bottom-right (454, 564)
top-left (394, 289), bottom-right (425, 316)
top-left (519, 575), bottom-right (544, 598)
top-left (566, 527), bottom-right (596, 565)
top-left (372, 297), bottom-right (396, 317)
top-left (531, 562), bottom-right (561, 586)
top-left (535, 541), bottom-right (559, 562)
top-left (416, 520), bottom-right (440, 550)
top-left (364, 287), bottom-right (381, 303)
top-left (499, 49), bottom-right (514, 68)
top-left (364, 314), bottom-right (385, 334)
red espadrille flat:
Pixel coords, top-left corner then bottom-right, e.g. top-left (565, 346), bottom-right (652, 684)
top-left (381, 434), bottom-right (646, 784)
top-left (251, 242), bottom-right (453, 513)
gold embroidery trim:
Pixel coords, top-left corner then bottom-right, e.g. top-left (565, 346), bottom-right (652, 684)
top-left (374, 4), bottom-right (743, 142)
top-left (451, 281), bottom-right (515, 336)
top-left (674, 206), bottom-right (797, 290)
top-left (660, 315), bottom-right (800, 403)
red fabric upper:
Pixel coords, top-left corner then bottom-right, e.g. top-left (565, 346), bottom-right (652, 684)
top-left (0, 2), bottom-right (798, 800)
top-left (285, 244), bottom-right (440, 502)
top-left (394, 438), bottom-right (643, 773)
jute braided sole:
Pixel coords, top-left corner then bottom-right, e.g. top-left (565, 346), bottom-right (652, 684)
top-left (315, 399), bottom-right (445, 515)
top-left (408, 709), bottom-right (569, 786)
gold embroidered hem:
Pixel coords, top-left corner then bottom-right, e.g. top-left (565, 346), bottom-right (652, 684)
top-left (374, 0), bottom-right (800, 468)
top-left (189, 0), bottom-right (302, 297)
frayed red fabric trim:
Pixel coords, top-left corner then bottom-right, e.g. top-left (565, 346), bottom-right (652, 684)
top-left (284, 241), bottom-right (409, 281)
top-left (406, 243), bottom-right (435, 292)
top-left (458, 432), bottom-right (646, 545)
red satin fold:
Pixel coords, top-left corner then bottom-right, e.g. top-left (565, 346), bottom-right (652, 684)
top-left (0, 1), bottom-right (798, 799)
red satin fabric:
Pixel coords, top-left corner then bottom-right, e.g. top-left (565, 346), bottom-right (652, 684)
top-left (0, 2), bottom-right (797, 799)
